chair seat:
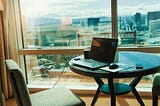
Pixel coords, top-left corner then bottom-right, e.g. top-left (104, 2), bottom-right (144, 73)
top-left (31, 87), bottom-right (85, 106)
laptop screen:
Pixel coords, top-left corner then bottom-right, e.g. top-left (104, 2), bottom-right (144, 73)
top-left (88, 37), bottom-right (118, 63)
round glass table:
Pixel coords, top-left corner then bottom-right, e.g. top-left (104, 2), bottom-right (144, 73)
top-left (69, 51), bottom-right (160, 106)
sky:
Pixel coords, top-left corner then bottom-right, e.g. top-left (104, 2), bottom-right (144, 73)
top-left (20, 0), bottom-right (160, 18)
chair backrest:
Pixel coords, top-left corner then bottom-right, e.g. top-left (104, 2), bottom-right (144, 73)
top-left (5, 59), bottom-right (32, 106)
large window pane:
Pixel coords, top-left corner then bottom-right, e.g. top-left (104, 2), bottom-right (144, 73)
top-left (117, 0), bottom-right (160, 88)
top-left (118, 0), bottom-right (160, 46)
top-left (20, 0), bottom-right (111, 87)
top-left (26, 54), bottom-right (98, 87)
top-left (19, 0), bottom-right (160, 89)
top-left (20, 0), bottom-right (111, 48)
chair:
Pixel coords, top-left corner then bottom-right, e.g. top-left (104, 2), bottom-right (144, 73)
top-left (5, 59), bottom-right (85, 106)
top-left (152, 73), bottom-right (160, 106)
top-left (0, 91), bottom-right (5, 106)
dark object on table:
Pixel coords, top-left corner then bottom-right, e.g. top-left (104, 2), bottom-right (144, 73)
top-left (88, 37), bottom-right (118, 63)
top-left (136, 64), bottom-right (143, 69)
top-left (83, 48), bottom-right (90, 59)
top-left (109, 63), bottom-right (118, 69)
top-left (72, 37), bottom-right (118, 69)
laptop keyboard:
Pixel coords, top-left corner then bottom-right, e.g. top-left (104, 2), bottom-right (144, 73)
top-left (72, 58), bottom-right (109, 69)
top-left (81, 59), bottom-right (106, 65)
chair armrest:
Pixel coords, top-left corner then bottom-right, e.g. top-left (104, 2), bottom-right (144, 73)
top-left (152, 74), bottom-right (160, 96)
top-left (153, 74), bottom-right (160, 88)
top-left (0, 91), bottom-right (5, 106)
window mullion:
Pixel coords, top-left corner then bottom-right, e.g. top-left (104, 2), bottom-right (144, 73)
top-left (111, 0), bottom-right (118, 38)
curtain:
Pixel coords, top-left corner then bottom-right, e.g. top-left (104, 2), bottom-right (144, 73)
top-left (0, 0), bottom-right (22, 105)
top-left (0, 0), bottom-right (12, 104)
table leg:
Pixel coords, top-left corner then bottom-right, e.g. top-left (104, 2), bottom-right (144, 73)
top-left (129, 76), bottom-right (145, 106)
top-left (108, 78), bottom-right (116, 106)
top-left (94, 77), bottom-right (104, 86)
top-left (91, 86), bottom-right (101, 106)
top-left (132, 87), bottom-right (145, 106)
top-left (91, 77), bottom-right (104, 106)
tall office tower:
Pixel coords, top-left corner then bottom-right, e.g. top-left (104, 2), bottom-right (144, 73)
top-left (147, 11), bottom-right (160, 26)
top-left (149, 19), bottom-right (160, 37)
top-left (40, 35), bottom-right (50, 46)
top-left (88, 17), bottom-right (100, 27)
top-left (134, 13), bottom-right (142, 31)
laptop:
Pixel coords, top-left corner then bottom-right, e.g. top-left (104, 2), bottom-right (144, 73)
top-left (71, 37), bottom-right (118, 69)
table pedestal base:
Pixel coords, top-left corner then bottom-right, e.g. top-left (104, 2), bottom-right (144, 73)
top-left (101, 83), bottom-right (131, 95)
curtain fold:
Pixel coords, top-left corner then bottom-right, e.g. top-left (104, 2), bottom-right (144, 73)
top-left (0, 0), bottom-right (12, 100)
top-left (0, 0), bottom-right (22, 105)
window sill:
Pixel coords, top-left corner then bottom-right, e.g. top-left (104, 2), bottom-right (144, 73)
top-left (19, 46), bottom-right (160, 55)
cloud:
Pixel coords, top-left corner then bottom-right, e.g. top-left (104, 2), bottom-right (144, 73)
top-left (118, 4), bottom-right (160, 16)
top-left (21, 0), bottom-right (160, 18)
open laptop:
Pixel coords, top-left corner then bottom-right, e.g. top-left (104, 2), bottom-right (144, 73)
top-left (71, 37), bottom-right (118, 69)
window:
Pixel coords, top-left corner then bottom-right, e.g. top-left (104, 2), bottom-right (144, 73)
top-left (20, 0), bottom-right (111, 48)
top-left (117, 0), bottom-right (160, 90)
top-left (118, 0), bottom-right (160, 46)
top-left (20, 0), bottom-right (111, 88)
top-left (19, 0), bottom-right (160, 90)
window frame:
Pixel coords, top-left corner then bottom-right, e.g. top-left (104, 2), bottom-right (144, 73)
top-left (18, 0), bottom-right (160, 91)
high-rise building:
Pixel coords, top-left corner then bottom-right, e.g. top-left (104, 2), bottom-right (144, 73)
top-left (88, 17), bottom-right (100, 27)
top-left (149, 19), bottom-right (160, 37)
top-left (135, 13), bottom-right (141, 26)
top-left (148, 11), bottom-right (160, 26)
top-left (134, 13), bottom-right (142, 31)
